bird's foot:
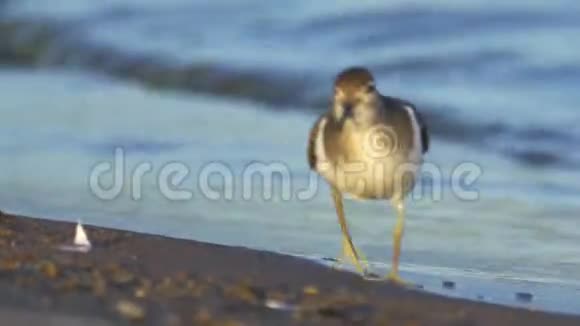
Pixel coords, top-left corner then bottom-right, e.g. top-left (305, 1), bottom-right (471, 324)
top-left (333, 244), bottom-right (370, 275)
top-left (386, 271), bottom-right (408, 286)
top-left (332, 255), bottom-right (370, 275)
top-left (362, 271), bottom-right (382, 281)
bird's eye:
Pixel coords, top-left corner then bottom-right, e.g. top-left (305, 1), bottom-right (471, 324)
top-left (365, 83), bottom-right (375, 94)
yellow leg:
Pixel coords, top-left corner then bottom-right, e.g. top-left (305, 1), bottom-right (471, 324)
top-left (387, 200), bottom-right (406, 284)
top-left (331, 187), bottom-right (367, 275)
top-left (337, 235), bottom-right (369, 270)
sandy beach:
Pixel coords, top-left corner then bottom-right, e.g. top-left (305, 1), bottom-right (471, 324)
top-left (0, 211), bottom-right (577, 326)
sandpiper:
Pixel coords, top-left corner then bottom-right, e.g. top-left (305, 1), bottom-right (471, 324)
top-left (307, 67), bottom-right (429, 283)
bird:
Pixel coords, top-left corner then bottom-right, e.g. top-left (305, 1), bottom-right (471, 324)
top-left (307, 67), bottom-right (429, 283)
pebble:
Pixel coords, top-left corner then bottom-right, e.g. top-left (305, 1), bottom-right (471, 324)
top-left (38, 261), bottom-right (59, 279)
top-left (115, 299), bottom-right (146, 321)
top-left (515, 292), bottom-right (534, 302)
top-left (224, 283), bottom-right (261, 304)
top-left (92, 271), bottom-right (107, 297)
top-left (111, 268), bottom-right (136, 286)
top-left (442, 280), bottom-right (455, 289)
top-left (155, 277), bottom-right (188, 298)
top-left (134, 287), bottom-right (148, 299)
top-left (0, 227), bottom-right (14, 238)
top-left (303, 285), bottom-right (319, 295)
top-left (0, 259), bottom-right (21, 272)
top-left (134, 278), bottom-right (152, 299)
top-left (318, 303), bottom-right (372, 323)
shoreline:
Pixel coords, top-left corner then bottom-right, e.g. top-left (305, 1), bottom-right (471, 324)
top-left (0, 211), bottom-right (579, 325)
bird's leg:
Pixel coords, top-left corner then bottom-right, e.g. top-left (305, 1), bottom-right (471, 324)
top-left (387, 199), bottom-right (406, 284)
top-left (331, 187), bottom-right (368, 275)
top-left (339, 234), bottom-right (369, 269)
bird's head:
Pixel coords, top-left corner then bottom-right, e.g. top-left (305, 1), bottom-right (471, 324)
top-left (332, 67), bottom-right (380, 124)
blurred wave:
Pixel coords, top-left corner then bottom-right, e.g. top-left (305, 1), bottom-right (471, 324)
top-left (1, 1), bottom-right (580, 168)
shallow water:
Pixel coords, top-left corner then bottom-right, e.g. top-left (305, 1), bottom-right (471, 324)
top-left (1, 0), bottom-right (580, 314)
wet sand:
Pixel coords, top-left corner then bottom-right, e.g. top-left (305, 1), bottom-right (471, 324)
top-left (0, 211), bottom-right (578, 326)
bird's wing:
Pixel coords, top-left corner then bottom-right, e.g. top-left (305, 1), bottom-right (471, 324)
top-left (412, 106), bottom-right (430, 154)
top-left (382, 96), bottom-right (430, 154)
top-left (307, 114), bottom-right (325, 169)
